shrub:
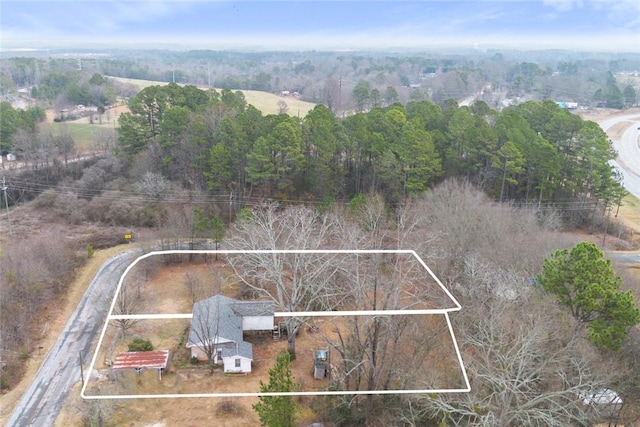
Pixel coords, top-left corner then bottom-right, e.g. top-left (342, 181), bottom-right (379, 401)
top-left (33, 189), bottom-right (59, 208)
top-left (127, 338), bottom-right (153, 352)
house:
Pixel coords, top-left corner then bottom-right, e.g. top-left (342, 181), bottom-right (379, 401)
top-left (187, 295), bottom-right (274, 373)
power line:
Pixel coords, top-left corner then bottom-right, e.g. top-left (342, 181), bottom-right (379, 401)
top-left (1, 177), bottom-right (12, 235)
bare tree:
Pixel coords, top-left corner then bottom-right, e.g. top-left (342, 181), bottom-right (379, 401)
top-left (35, 129), bottom-right (55, 169)
top-left (226, 203), bottom-right (345, 357)
top-left (11, 128), bottom-right (37, 168)
top-left (324, 248), bottom-right (450, 419)
top-left (54, 124), bottom-right (76, 166)
top-left (93, 128), bottom-right (116, 154)
top-left (304, 200), bottom-right (455, 424)
top-left (189, 297), bottom-right (221, 373)
top-left (323, 76), bottom-right (341, 113)
top-left (277, 99), bottom-right (289, 114)
top-left (134, 171), bottom-right (170, 201)
top-left (413, 291), bottom-right (621, 426)
top-left (110, 278), bottom-right (144, 336)
top-left (185, 270), bottom-right (207, 304)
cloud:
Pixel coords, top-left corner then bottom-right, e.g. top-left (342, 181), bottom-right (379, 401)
top-left (590, 0), bottom-right (640, 30)
top-left (542, 0), bottom-right (640, 29)
top-left (542, 0), bottom-right (584, 12)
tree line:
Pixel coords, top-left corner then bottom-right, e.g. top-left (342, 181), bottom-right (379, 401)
top-left (116, 83), bottom-right (625, 226)
top-left (3, 50), bottom-right (638, 119)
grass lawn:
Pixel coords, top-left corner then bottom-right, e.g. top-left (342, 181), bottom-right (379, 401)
top-left (49, 122), bottom-right (97, 151)
top-left (619, 194), bottom-right (640, 235)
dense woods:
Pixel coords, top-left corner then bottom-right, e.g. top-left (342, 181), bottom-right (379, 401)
top-left (112, 83), bottom-right (624, 228)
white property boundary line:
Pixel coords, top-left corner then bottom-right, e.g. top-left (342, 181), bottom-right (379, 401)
top-left (81, 250), bottom-right (470, 399)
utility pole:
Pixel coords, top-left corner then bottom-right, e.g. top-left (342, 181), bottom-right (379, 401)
top-left (602, 203), bottom-right (612, 247)
top-left (79, 352), bottom-right (85, 387)
top-left (1, 177), bottom-right (11, 235)
top-left (228, 190), bottom-right (233, 228)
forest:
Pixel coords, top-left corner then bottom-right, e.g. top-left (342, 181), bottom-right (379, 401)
top-left (1, 78), bottom-right (626, 225)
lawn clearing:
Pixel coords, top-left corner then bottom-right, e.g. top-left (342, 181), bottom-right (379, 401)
top-left (47, 122), bottom-right (97, 151)
top-left (619, 194), bottom-right (640, 236)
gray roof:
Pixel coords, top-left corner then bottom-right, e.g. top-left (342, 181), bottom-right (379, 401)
top-left (232, 300), bottom-right (275, 317)
top-left (188, 295), bottom-right (273, 359)
top-left (189, 295), bottom-right (243, 346)
top-left (221, 341), bottom-right (253, 360)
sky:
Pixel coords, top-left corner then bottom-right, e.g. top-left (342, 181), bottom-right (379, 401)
top-left (1, 0), bottom-right (639, 52)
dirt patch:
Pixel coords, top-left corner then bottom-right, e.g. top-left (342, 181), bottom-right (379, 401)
top-left (45, 104), bottom-right (130, 125)
top-left (607, 121), bottom-right (635, 140)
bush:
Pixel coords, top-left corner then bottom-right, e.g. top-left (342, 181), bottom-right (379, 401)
top-left (33, 189), bottom-right (59, 208)
top-left (127, 338), bottom-right (153, 352)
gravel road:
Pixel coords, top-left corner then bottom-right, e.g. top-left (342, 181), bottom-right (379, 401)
top-left (4, 250), bottom-right (139, 427)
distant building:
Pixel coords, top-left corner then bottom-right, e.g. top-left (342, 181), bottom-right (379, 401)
top-left (556, 101), bottom-right (578, 110)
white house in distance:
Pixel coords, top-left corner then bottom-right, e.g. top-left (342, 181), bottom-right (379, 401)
top-left (187, 294), bottom-right (274, 373)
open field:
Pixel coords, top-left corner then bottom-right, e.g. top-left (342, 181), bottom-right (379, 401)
top-left (42, 104), bottom-right (125, 152)
top-left (108, 76), bottom-right (318, 117)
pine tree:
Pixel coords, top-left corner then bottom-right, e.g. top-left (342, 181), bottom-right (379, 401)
top-left (253, 351), bottom-right (297, 427)
top-left (537, 241), bottom-right (640, 350)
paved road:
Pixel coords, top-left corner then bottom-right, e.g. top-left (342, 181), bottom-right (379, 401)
top-left (4, 250), bottom-right (138, 427)
top-left (598, 113), bottom-right (640, 199)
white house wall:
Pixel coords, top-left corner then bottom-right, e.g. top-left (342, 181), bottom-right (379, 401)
top-left (242, 316), bottom-right (274, 331)
top-left (223, 356), bottom-right (252, 373)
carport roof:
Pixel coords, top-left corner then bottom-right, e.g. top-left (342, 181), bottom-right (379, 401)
top-left (111, 350), bottom-right (169, 370)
